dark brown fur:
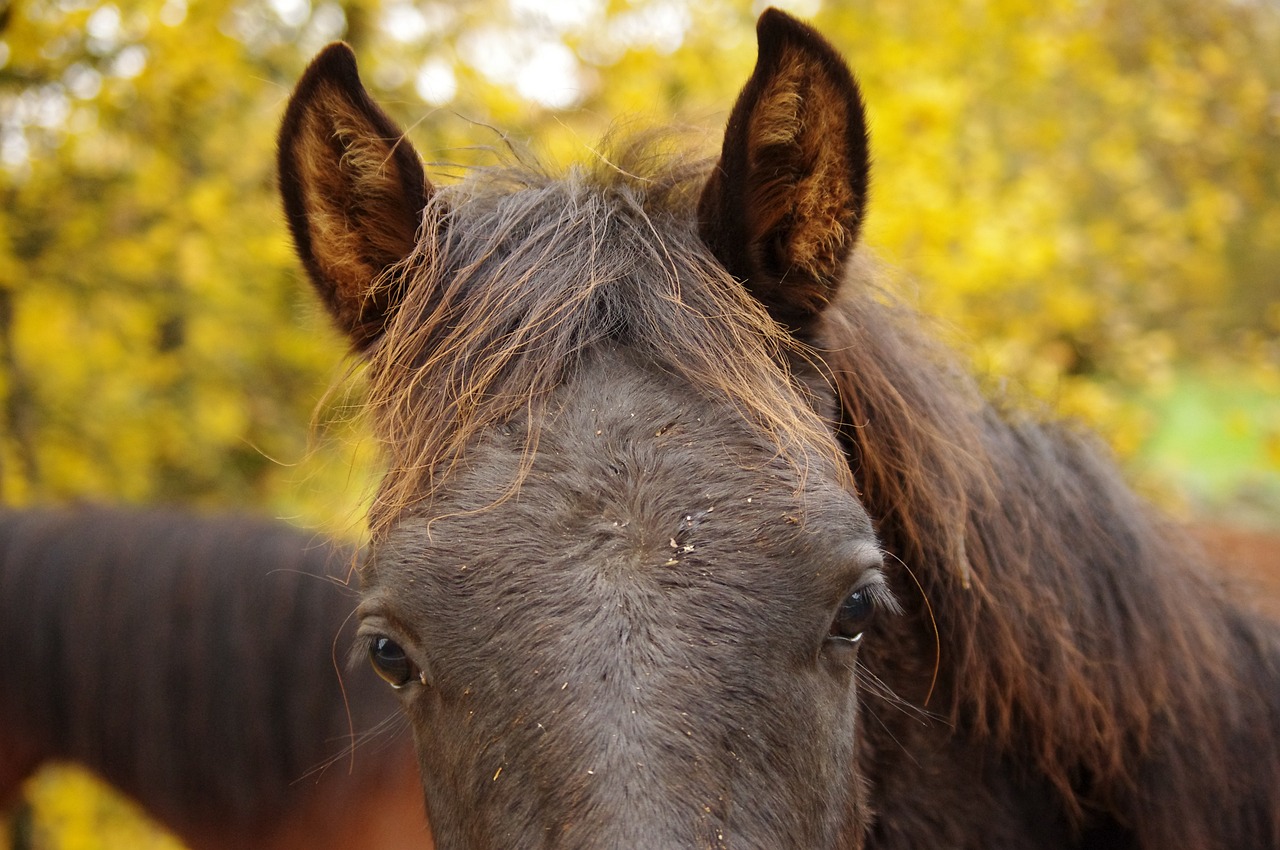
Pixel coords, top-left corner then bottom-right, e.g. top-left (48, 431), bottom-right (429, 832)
top-left (279, 8), bottom-right (1280, 849)
top-left (0, 506), bottom-right (429, 850)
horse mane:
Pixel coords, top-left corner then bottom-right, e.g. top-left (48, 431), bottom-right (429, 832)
top-left (0, 505), bottom-right (405, 834)
top-left (821, 286), bottom-right (1280, 843)
top-left (362, 136), bottom-right (849, 537)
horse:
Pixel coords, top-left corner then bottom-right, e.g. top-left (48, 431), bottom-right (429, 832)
top-left (276, 8), bottom-right (1280, 849)
top-left (0, 505), bottom-right (429, 850)
top-left (1189, 522), bottom-right (1280, 619)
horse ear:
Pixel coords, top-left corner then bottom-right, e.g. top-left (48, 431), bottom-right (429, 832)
top-left (278, 43), bottom-right (432, 350)
top-left (697, 9), bottom-right (869, 335)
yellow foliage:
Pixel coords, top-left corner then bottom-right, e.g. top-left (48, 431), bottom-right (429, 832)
top-left (21, 767), bottom-right (188, 850)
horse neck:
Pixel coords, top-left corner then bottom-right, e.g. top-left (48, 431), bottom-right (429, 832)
top-left (822, 297), bottom-right (1280, 845)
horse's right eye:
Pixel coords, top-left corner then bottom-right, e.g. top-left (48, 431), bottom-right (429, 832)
top-left (368, 636), bottom-right (419, 689)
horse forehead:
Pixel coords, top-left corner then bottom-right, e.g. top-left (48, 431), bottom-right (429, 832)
top-left (463, 352), bottom-right (848, 512)
top-left (372, 354), bottom-right (872, 593)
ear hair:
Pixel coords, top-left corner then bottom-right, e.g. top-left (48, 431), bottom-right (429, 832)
top-left (698, 8), bottom-right (870, 337)
top-left (277, 43), bottom-right (432, 350)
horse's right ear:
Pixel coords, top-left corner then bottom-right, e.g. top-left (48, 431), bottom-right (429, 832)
top-left (278, 43), bottom-right (432, 350)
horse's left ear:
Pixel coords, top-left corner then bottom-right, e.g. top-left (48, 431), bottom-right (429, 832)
top-left (278, 43), bottom-right (432, 350)
top-left (698, 8), bottom-right (869, 336)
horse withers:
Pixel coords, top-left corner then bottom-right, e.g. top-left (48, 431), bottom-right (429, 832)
top-left (278, 8), bottom-right (1280, 849)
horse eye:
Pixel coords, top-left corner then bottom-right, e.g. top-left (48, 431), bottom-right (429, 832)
top-left (368, 636), bottom-right (420, 689)
top-left (828, 587), bottom-right (877, 644)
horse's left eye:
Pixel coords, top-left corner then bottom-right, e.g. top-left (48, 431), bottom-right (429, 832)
top-left (828, 587), bottom-right (877, 644)
top-left (368, 636), bottom-right (420, 689)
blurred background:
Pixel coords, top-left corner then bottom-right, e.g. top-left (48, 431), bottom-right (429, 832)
top-left (1, 0), bottom-right (1277, 845)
